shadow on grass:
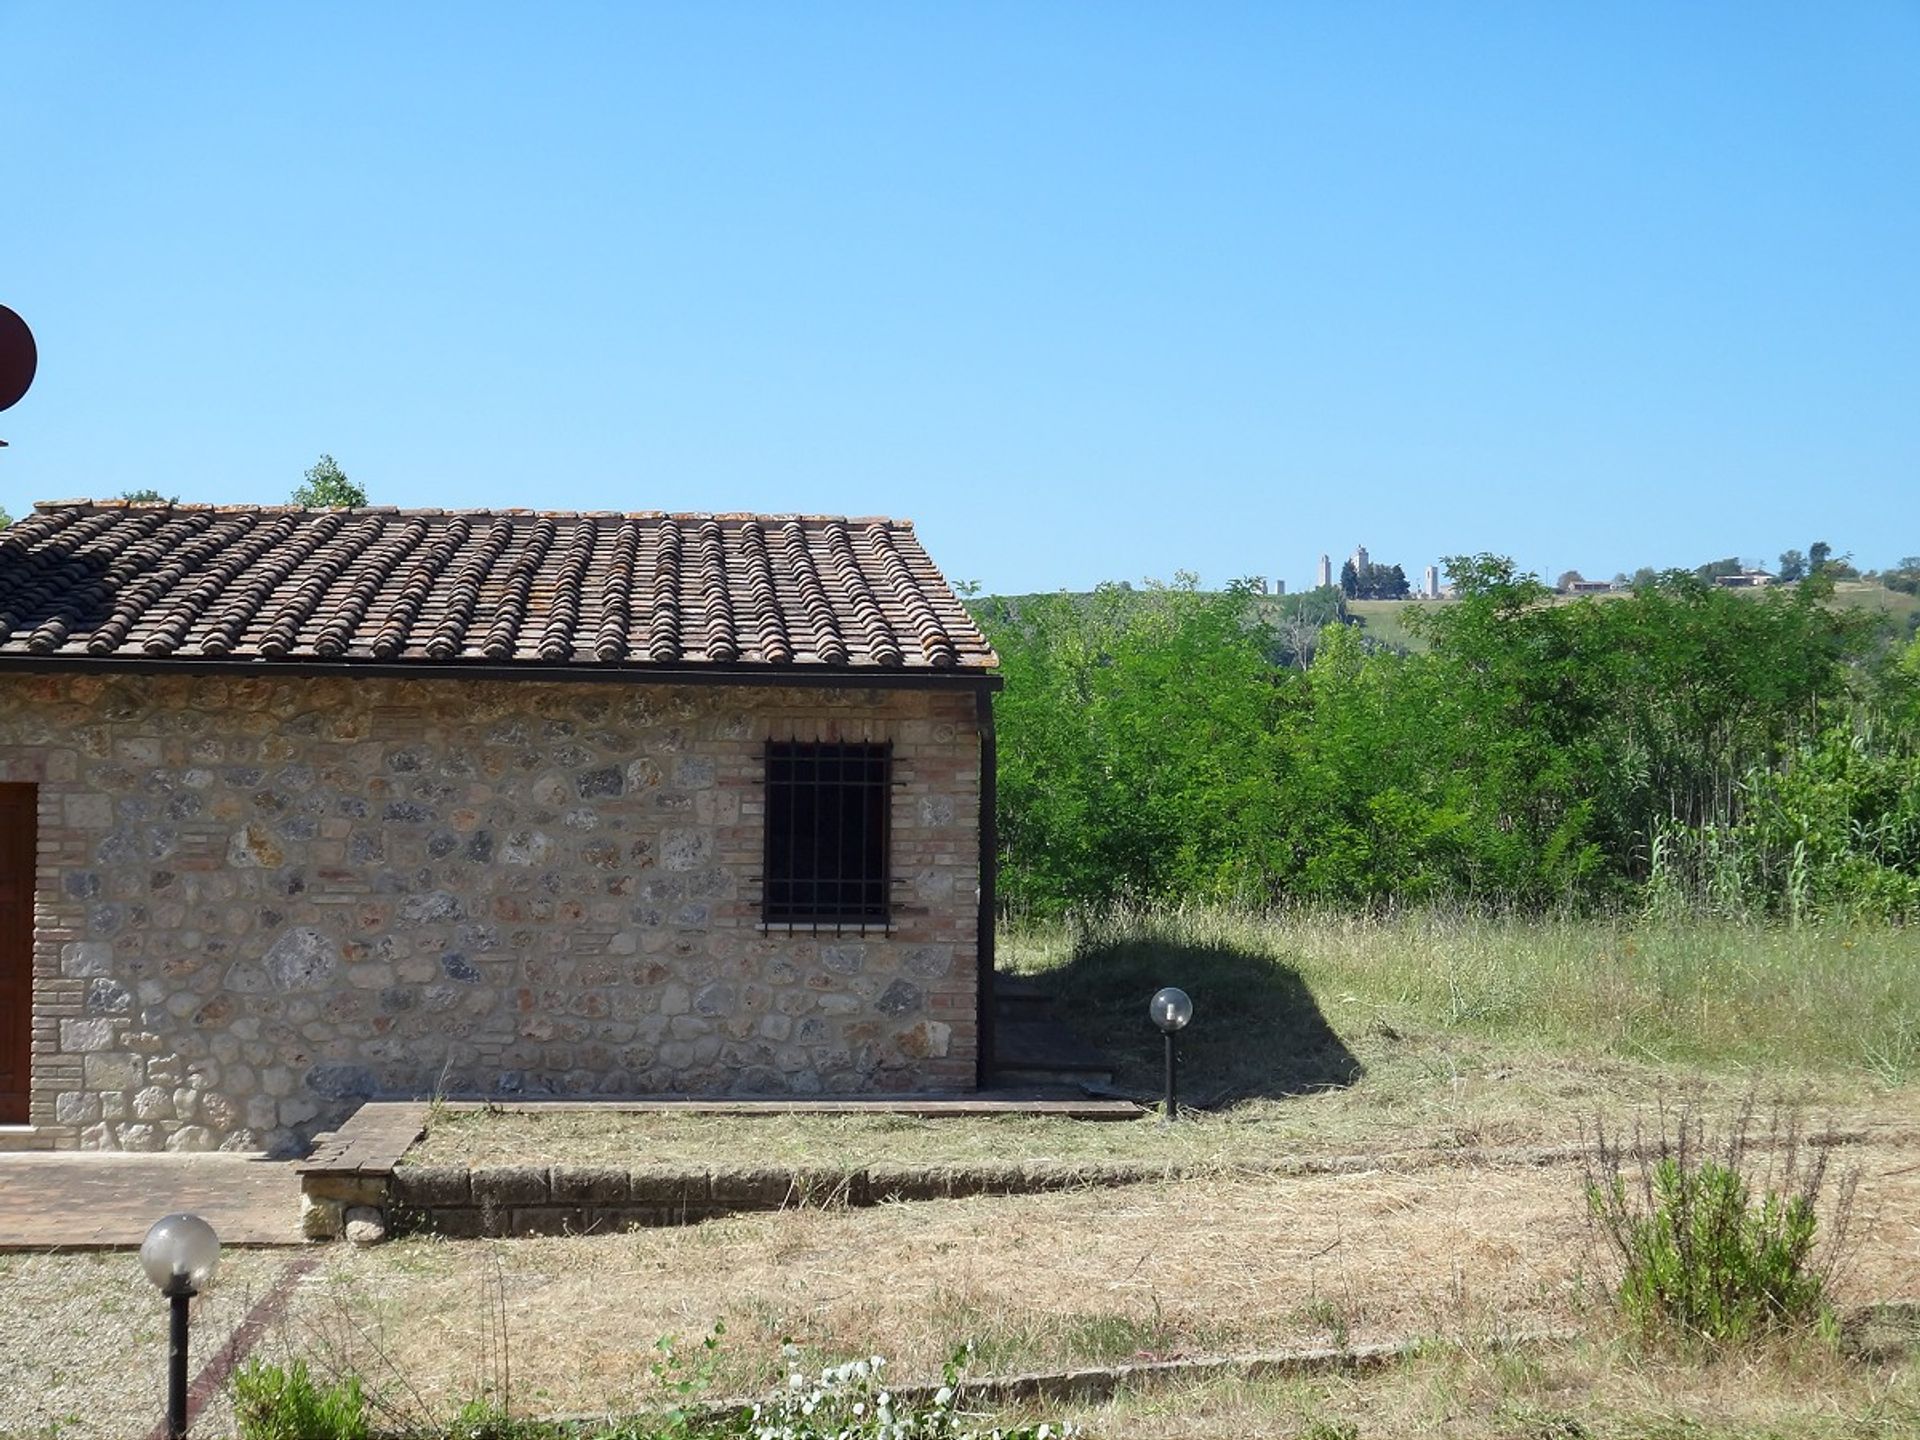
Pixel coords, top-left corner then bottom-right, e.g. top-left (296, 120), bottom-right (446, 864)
top-left (1035, 934), bottom-right (1363, 1105)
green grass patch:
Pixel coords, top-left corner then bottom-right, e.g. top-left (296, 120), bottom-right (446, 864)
top-left (1008, 906), bottom-right (1920, 1087)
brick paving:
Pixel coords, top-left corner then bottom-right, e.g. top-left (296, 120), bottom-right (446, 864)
top-left (0, 1152), bottom-right (302, 1248)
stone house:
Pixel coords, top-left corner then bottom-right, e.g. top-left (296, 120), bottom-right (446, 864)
top-left (0, 501), bottom-right (999, 1152)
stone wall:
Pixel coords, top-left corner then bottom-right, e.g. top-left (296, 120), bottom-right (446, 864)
top-left (0, 672), bottom-right (983, 1152)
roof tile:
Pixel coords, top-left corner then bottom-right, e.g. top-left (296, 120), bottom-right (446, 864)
top-left (0, 501), bottom-right (996, 673)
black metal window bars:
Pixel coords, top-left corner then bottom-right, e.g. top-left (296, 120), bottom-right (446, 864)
top-left (761, 740), bottom-right (893, 930)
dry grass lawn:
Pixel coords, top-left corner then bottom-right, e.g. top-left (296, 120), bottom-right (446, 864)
top-left (265, 1136), bottom-right (1920, 1431)
top-left (408, 1042), bottom-right (1917, 1176)
top-left (12, 912), bottom-right (1918, 1438)
top-left (990, 1335), bottom-right (1920, 1438)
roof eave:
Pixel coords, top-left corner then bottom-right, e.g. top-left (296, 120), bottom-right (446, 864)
top-left (0, 652), bottom-right (1004, 691)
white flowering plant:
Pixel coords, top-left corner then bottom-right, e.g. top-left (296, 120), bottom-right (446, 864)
top-left (735, 1342), bottom-right (1069, 1440)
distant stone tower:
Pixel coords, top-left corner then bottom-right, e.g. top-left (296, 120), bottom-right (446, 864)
top-left (1274, 579), bottom-right (1286, 596)
top-left (1352, 543), bottom-right (1370, 573)
top-left (1424, 564), bottom-right (1440, 599)
top-left (1316, 554), bottom-right (1333, 589)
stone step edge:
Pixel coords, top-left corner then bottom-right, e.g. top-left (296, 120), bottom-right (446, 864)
top-left (502, 1328), bottom-right (1580, 1437)
top-left (483, 1312), bottom-right (1917, 1434)
top-left (302, 1123), bottom-right (1913, 1240)
top-left (392, 1119), bottom-right (1909, 1203)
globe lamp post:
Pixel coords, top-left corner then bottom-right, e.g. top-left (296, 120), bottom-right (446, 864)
top-left (140, 1212), bottom-right (221, 1439)
top-left (1149, 986), bottom-right (1193, 1121)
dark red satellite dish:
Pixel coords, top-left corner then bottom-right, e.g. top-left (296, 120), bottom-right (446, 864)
top-left (0, 305), bottom-right (37, 413)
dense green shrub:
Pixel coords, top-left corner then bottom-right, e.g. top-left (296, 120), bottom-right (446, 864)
top-left (232, 1357), bottom-right (370, 1440)
top-left (980, 579), bottom-right (1285, 911)
top-left (977, 562), bottom-right (1920, 917)
top-left (1583, 1106), bottom-right (1857, 1347)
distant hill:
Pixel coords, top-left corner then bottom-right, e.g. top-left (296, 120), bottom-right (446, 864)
top-left (980, 580), bottom-right (1919, 659)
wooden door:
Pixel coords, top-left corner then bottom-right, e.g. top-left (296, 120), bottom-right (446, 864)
top-left (0, 784), bottom-right (35, 1124)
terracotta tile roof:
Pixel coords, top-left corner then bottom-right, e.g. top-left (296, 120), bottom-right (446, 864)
top-left (0, 501), bottom-right (997, 674)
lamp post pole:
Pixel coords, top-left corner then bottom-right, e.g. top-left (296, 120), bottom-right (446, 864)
top-left (1163, 1027), bottom-right (1178, 1122)
top-left (140, 1213), bottom-right (221, 1440)
top-left (1148, 986), bottom-right (1193, 1124)
top-left (166, 1277), bottom-right (194, 1440)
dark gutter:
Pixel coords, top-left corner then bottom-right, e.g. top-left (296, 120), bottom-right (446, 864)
top-left (0, 654), bottom-right (1002, 693)
top-left (974, 686), bottom-right (998, 1090)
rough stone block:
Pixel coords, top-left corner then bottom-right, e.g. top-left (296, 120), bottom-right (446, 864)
top-left (344, 1206), bottom-right (388, 1245)
top-left (164, 1125), bottom-right (217, 1153)
top-left (83, 1052), bottom-right (142, 1091)
top-left (391, 1165), bottom-right (472, 1207)
top-left (547, 1166), bottom-right (629, 1205)
top-left (470, 1165), bottom-right (550, 1208)
top-left (627, 1167), bottom-right (701, 1209)
top-left (60, 942), bottom-right (116, 978)
top-left (705, 1166), bottom-right (789, 1210)
top-left (304, 1174), bottom-right (390, 1207)
top-left (60, 1018), bottom-right (116, 1053)
top-left (301, 1194), bottom-right (345, 1241)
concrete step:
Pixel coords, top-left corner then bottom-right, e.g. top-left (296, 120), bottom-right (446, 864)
top-left (992, 1066), bottom-right (1117, 1090)
top-left (0, 1127), bottom-right (57, 1153)
top-left (990, 1018), bottom-right (1116, 1089)
top-left (992, 974), bottom-right (1057, 1018)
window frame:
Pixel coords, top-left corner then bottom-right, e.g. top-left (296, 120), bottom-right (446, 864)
top-left (760, 740), bottom-right (894, 931)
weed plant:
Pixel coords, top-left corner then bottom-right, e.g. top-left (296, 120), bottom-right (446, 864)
top-left (231, 1357), bottom-right (371, 1440)
top-left (1582, 1099), bottom-right (1860, 1349)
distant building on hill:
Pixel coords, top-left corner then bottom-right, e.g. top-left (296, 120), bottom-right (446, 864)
top-left (1351, 543), bottom-right (1370, 572)
top-left (1273, 579), bottom-right (1286, 596)
top-left (1423, 565), bottom-right (1440, 599)
top-left (1714, 570), bottom-right (1775, 588)
top-left (1316, 554), bottom-right (1333, 589)
top-left (1564, 579), bottom-right (1616, 595)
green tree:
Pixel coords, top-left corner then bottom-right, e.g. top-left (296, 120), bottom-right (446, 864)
top-left (0, 504), bottom-right (10, 530)
top-left (1269, 585), bottom-right (1348, 670)
top-left (1809, 540), bottom-right (1832, 575)
top-left (1338, 558), bottom-right (1359, 598)
top-left (121, 488), bottom-right (177, 504)
top-left (979, 554), bottom-right (1911, 918)
top-left (979, 580), bottom-right (1285, 911)
top-left (1777, 549), bottom-right (1807, 583)
top-left (1883, 557), bottom-right (1920, 596)
top-left (293, 454), bottom-right (367, 508)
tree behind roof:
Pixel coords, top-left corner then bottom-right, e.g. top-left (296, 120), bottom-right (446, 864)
top-left (293, 455), bottom-right (367, 508)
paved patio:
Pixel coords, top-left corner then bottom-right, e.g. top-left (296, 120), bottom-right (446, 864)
top-left (0, 1152), bottom-right (303, 1249)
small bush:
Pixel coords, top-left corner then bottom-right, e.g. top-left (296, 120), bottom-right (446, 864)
top-left (1584, 1100), bottom-right (1858, 1347)
top-left (232, 1357), bottom-right (371, 1440)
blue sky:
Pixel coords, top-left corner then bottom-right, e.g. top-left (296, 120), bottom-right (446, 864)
top-left (2, 4), bottom-right (1915, 593)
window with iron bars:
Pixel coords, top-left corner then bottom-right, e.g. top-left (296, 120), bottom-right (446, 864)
top-left (762, 741), bottom-right (892, 927)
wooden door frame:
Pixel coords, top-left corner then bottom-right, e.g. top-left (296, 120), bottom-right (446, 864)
top-left (0, 782), bottom-right (36, 1125)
